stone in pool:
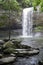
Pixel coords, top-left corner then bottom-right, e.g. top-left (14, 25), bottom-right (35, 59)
top-left (0, 57), bottom-right (16, 64)
top-left (38, 61), bottom-right (43, 65)
top-left (14, 49), bottom-right (39, 57)
top-left (0, 54), bottom-right (3, 58)
top-left (0, 40), bottom-right (5, 45)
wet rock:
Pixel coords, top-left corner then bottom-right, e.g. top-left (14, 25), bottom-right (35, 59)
top-left (3, 48), bottom-right (15, 54)
top-left (38, 61), bottom-right (43, 65)
top-left (20, 45), bottom-right (31, 49)
top-left (12, 40), bottom-right (31, 49)
top-left (28, 49), bottom-right (39, 55)
top-left (0, 54), bottom-right (3, 58)
top-left (2, 41), bottom-right (16, 54)
top-left (14, 49), bottom-right (39, 57)
top-left (12, 40), bottom-right (21, 48)
top-left (0, 57), bottom-right (16, 64)
top-left (3, 41), bottom-right (14, 48)
top-left (0, 46), bottom-right (1, 50)
top-left (10, 54), bottom-right (15, 57)
top-left (3, 39), bottom-right (9, 42)
top-left (0, 40), bottom-right (5, 45)
top-left (3, 41), bottom-right (16, 49)
top-left (12, 40), bottom-right (21, 43)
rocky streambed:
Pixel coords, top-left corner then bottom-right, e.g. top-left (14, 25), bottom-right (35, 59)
top-left (0, 39), bottom-right (43, 65)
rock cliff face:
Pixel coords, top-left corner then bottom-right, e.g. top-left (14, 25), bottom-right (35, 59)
top-left (33, 12), bottom-right (43, 26)
top-left (0, 10), bottom-right (22, 30)
top-left (0, 10), bottom-right (43, 30)
top-left (33, 12), bottom-right (43, 32)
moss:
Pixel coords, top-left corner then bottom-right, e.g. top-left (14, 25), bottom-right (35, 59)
top-left (2, 41), bottom-right (17, 54)
top-left (34, 26), bottom-right (43, 32)
top-left (2, 41), bottom-right (17, 51)
top-left (3, 48), bottom-right (15, 54)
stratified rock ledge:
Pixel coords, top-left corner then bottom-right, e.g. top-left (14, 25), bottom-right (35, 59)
top-left (14, 49), bottom-right (39, 57)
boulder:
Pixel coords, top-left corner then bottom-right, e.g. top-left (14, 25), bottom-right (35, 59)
top-left (0, 54), bottom-right (3, 58)
top-left (3, 39), bottom-right (9, 42)
top-left (13, 49), bottom-right (39, 57)
top-left (3, 48), bottom-right (15, 54)
top-left (10, 54), bottom-right (15, 57)
top-left (3, 41), bottom-right (14, 48)
top-left (38, 61), bottom-right (43, 65)
top-left (0, 57), bottom-right (16, 64)
top-left (12, 40), bottom-right (31, 49)
top-left (20, 45), bottom-right (31, 49)
top-left (0, 40), bottom-right (5, 45)
top-left (2, 41), bottom-right (18, 54)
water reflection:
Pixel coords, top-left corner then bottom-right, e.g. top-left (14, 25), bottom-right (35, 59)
top-left (13, 38), bottom-right (43, 65)
top-left (13, 56), bottom-right (39, 65)
top-left (0, 30), bottom-right (43, 65)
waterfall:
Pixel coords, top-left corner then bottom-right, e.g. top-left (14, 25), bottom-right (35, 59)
top-left (22, 7), bottom-right (34, 37)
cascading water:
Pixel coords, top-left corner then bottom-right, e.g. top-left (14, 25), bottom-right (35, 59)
top-left (22, 7), bottom-right (34, 37)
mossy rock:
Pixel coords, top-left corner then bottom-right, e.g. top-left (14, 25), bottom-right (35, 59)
top-left (2, 41), bottom-right (17, 54)
top-left (3, 48), bottom-right (15, 54)
top-left (3, 41), bottom-right (16, 49)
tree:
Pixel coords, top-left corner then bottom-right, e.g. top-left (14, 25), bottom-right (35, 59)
top-left (0, 0), bottom-right (20, 11)
top-left (22, 0), bottom-right (31, 8)
top-left (0, 0), bottom-right (21, 40)
top-left (32, 0), bottom-right (43, 12)
top-left (40, 0), bottom-right (43, 12)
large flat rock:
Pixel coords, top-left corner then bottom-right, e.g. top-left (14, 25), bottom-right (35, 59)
top-left (0, 40), bottom-right (5, 45)
top-left (0, 57), bottom-right (16, 64)
top-left (14, 49), bottom-right (39, 56)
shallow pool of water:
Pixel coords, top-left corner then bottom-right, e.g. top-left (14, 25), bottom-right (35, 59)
top-left (5, 38), bottom-right (43, 65)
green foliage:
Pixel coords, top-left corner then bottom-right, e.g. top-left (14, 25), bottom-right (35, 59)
top-left (32, 0), bottom-right (41, 6)
top-left (0, 22), bottom-right (5, 27)
top-left (0, 0), bottom-right (20, 11)
top-left (32, 0), bottom-right (41, 11)
top-left (0, 0), bottom-right (43, 12)
top-left (40, 1), bottom-right (43, 12)
top-left (3, 41), bottom-right (16, 48)
top-left (0, 14), bottom-right (8, 27)
top-left (34, 26), bottom-right (43, 32)
top-left (22, 0), bottom-right (31, 8)
top-left (32, 0), bottom-right (43, 12)
top-left (0, 14), bottom-right (8, 19)
top-left (0, 0), bottom-right (43, 28)
top-left (10, 0), bottom-right (20, 11)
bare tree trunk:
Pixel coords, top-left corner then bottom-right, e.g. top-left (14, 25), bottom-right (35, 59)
top-left (9, 1), bottom-right (11, 41)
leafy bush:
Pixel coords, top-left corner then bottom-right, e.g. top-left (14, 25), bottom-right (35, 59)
top-left (32, 0), bottom-right (43, 12)
top-left (40, 1), bottom-right (43, 12)
top-left (0, 0), bottom-right (20, 11)
top-left (22, 0), bottom-right (31, 8)
top-left (0, 14), bottom-right (8, 27)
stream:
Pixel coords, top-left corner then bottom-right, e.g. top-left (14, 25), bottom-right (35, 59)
top-left (4, 38), bottom-right (43, 65)
top-left (0, 30), bottom-right (43, 65)
top-left (13, 38), bottom-right (43, 65)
